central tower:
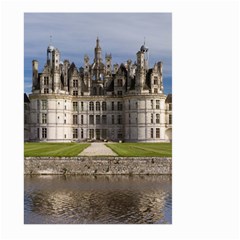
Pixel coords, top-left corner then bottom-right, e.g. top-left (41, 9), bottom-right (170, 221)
top-left (94, 37), bottom-right (102, 64)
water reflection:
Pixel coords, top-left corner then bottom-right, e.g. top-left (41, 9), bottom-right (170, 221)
top-left (24, 175), bottom-right (172, 224)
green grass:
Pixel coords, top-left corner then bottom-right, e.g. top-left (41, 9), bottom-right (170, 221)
top-left (106, 143), bottom-right (172, 157)
top-left (24, 142), bottom-right (90, 157)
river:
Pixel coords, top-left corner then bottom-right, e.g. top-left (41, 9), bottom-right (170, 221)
top-left (24, 175), bottom-right (172, 224)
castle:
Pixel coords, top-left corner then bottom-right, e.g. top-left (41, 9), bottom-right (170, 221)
top-left (24, 38), bottom-right (172, 142)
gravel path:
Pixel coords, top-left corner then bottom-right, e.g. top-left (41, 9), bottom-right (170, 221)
top-left (78, 142), bottom-right (117, 156)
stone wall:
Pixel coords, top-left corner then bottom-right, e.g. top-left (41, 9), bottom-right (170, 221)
top-left (24, 157), bottom-right (172, 175)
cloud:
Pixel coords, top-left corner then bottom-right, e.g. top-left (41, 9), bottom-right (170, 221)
top-left (24, 13), bottom-right (172, 94)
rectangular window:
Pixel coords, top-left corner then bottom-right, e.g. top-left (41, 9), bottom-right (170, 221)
top-left (44, 77), bottom-right (49, 85)
top-left (96, 129), bottom-right (100, 139)
top-left (81, 129), bottom-right (84, 138)
top-left (89, 115), bottom-right (94, 124)
top-left (42, 100), bottom-right (47, 110)
top-left (136, 102), bottom-right (138, 109)
top-left (102, 102), bottom-right (106, 111)
top-left (102, 115), bottom-right (107, 124)
top-left (111, 102), bottom-right (114, 111)
top-left (73, 79), bottom-right (78, 87)
top-left (169, 114), bottom-right (172, 124)
top-left (169, 103), bottom-right (172, 111)
top-left (37, 100), bottom-right (40, 110)
top-left (117, 91), bottom-right (122, 96)
top-left (156, 128), bottom-right (160, 138)
top-left (112, 115), bottom-right (115, 124)
top-left (37, 114), bottom-right (39, 124)
top-left (96, 115), bottom-right (100, 124)
top-left (117, 129), bottom-right (123, 139)
top-left (44, 88), bottom-right (49, 94)
top-left (73, 128), bottom-right (78, 138)
top-left (89, 129), bottom-right (94, 139)
top-left (151, 128), bottom-right (153, 138)
top-left (102, 129), bottom-right (107, 139)
top-left (37, 128), bottom-right (39, 138)
top-left (96, 102), bottom-right (100, 111)
top-left (42, 113), bottom-right (47, 124)
top-left (156, 100), bottom-right (160, 109)
top-left (73, 90), bottom-right (78, 96)
top-left (129, 113), bottom-right (131, 124)
top-left (73, 115), bottom-right (78, 124)
top-left (73, 102), bottom-right (78, 111)
top-left (89, 102), bottom-right (94, 111)
top-left (81, 115), bottom-right (83, 124)
top-left (129, 100), bottom-right (131, 110)
top-left (151, 114), bottom-right (153, 123)
top-left (154, 88), bottom-right (158, 93)
top-left (117, 79), bottom-right (123, 87)
top-left (117, 102), bottom-right (123, 111)
top-left (154, 77), bottom-right (158, 85)
top-left (151, 100), bottom-right (153, 109)
top-left (156, 114), bottom-right (160, 124)
top-left (117, 115), bottom-right (122, 124)
top-left (81, 102), bottom-right (84, 111)
top-left (42, 128), bottom-right (47, 138)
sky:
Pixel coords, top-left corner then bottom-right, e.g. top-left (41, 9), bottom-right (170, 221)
top-left (24, 13), bottom-right (172, 94)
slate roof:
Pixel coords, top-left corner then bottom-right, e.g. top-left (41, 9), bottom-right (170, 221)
top-left (24, 93), bottom-right (30, 103)
top-left (165, 94), bottom-right (172, 103)
top-left (106, 79), bottom-right (114, 92)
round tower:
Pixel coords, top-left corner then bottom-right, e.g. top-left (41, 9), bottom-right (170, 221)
top-left (32, 60), bottom-right (38, 91)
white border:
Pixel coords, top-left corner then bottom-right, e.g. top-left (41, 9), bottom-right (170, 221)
top-left (0, 0), bottom-right (239, 239)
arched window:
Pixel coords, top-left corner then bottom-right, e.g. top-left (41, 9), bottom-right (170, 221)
top-left (99, 86), bottom-right (103, 95)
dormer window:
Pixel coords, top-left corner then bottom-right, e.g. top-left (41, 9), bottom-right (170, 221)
top-left (73, 80), bottom-right (78, 87)
top-left (43, 77), bottom-right (49, 85)
top-left (73, 90), bottom-right (78, 96)
top-left (117, 79), bottom-right (123, 87)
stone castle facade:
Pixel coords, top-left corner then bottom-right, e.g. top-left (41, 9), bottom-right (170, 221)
top-left (24, 38), bottom-right (172, 142)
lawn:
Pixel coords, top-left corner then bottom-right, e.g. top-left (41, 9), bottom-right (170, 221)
top-left (106, 143), bottom-right (172, 157)
top-left (24, 142), bottom-right (90, 157)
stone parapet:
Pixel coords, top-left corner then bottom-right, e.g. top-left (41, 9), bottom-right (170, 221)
top-left (24, 157), bottom-right (172, 175)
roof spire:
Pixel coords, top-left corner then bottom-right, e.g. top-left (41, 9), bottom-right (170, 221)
top-left (96, 36), bottom-right (100, 47)
top-left (140, 37), bottom-right (148, 53)
top-left (47, 35), bottom-right (55, 52)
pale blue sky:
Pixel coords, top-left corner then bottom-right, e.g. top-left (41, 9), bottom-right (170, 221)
top-left (24, 13), bottom-right (172, 94)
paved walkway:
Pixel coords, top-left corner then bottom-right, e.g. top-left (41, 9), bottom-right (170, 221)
top-left (79, 142), bottom-right (117, 156)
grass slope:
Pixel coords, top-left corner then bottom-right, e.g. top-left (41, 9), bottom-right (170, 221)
top-left (106, 143), bottom-right (172, 157)
top-left (24, 143), bottom-right (90, 157)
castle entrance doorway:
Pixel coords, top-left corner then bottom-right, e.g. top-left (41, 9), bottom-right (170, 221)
top-left (96, 129), bottom-right (100, 140)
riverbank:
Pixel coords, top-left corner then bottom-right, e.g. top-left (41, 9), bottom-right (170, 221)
top-left (24, 157), bottom-right (172, 175)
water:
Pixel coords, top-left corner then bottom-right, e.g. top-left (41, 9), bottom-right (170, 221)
top-left (24, 175), bottom-right (172, 224)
